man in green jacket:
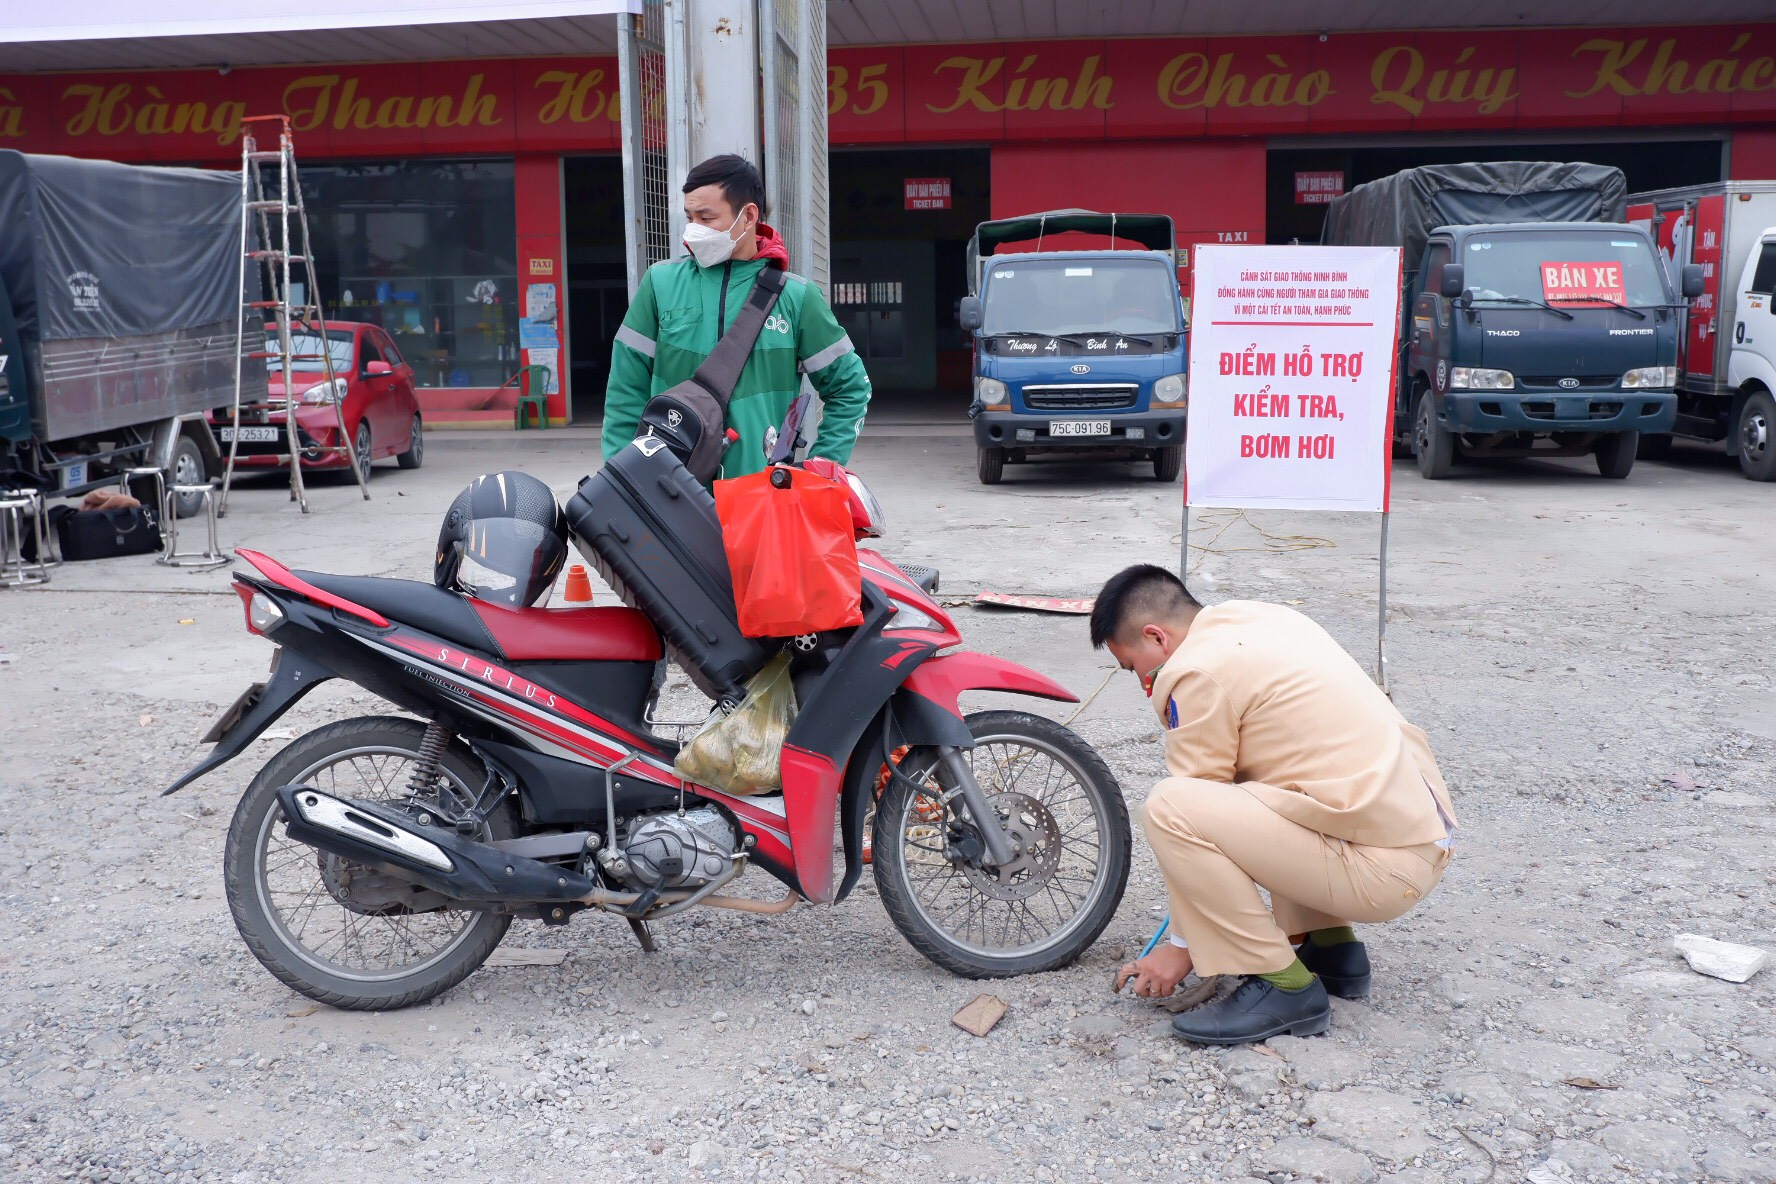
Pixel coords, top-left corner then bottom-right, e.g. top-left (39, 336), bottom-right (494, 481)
top-left (602, 155), bottom-right (872, 478)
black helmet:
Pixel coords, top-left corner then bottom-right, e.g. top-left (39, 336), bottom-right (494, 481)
top-left (434, 471), bottom-right (567, 608)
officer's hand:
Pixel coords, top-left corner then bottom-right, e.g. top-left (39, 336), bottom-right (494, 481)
top-left (1114, 942), bottom-right (1193, 998)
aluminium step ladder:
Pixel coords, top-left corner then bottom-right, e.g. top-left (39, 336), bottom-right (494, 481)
top-left (218, 115), bottom-right (369, 517)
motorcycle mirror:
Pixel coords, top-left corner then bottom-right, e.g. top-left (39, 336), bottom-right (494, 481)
top-left (767, 392), bottom-right (815, 467)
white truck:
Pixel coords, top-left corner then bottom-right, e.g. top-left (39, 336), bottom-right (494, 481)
top-left (1627, 181), bottom-right (1776, 480)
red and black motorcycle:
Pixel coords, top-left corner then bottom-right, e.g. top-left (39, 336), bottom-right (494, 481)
top-left (167, 405), bottom-right (1130, 1010)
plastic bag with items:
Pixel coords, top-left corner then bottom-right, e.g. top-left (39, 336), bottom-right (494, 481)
top-left (673, 654), bottom-right (797, 795)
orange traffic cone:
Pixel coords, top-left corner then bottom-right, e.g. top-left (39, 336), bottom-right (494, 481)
top-left (563, 564), bottom-right (593, 604)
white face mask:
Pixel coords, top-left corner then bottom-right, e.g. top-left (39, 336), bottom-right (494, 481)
top-left (683, 210), bottom-right (746, 268)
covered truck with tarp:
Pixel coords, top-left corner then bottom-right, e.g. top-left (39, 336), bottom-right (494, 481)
top-left (959, 209), bottom-right (1189, 485)
top-left (0, 150), bottom-right (235, 510)
top-left (1322, 162), bottom-right (1698, 480)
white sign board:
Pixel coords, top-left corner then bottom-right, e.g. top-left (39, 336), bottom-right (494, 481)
top-left (3, 1), bottom-right (638, 42)
top-left (1185, 245), bottom-right (1403, 513)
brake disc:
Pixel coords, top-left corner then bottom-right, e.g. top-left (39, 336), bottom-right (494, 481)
top-left (958, 791), bottom-right (1061, 901)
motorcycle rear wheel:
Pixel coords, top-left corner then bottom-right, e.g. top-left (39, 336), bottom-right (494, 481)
top-left (872, 710), bottom-right (1130, 978)
top-left (223, 716), bottom-right (516, 1010)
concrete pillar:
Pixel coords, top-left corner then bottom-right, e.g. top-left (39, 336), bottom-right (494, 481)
top-left (683, 0), bottom-right (761, 167)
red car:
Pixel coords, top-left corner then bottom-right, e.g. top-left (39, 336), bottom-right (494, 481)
top-left (213, 321), bottom-right (423, 474)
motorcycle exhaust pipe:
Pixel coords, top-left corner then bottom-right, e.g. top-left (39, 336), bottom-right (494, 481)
top-left (276, 786), bottom-right (803, 917)
top-left (275, 785), bottom-right (595, 903)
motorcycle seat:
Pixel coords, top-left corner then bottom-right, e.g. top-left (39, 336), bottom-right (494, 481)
top-left (291, 571), bottom-right (661, 665)
top-left (470, 602), bottom-right (663, 664)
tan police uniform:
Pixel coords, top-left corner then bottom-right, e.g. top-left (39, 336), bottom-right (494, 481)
top-left (1142, 600), bottom-right (1458, 977)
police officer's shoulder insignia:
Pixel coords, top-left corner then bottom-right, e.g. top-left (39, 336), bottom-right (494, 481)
top-left (1165, 698), bottom-right (1180, 728)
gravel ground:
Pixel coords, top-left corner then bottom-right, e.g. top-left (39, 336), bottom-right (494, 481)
top-left (1, 433), bottom-right (1773, 1184)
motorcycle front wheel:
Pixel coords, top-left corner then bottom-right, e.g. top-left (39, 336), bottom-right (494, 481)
top-left (222, 715), bottom-right (516, 1010)
top-left (872, 710), bottom-right (1130, 978)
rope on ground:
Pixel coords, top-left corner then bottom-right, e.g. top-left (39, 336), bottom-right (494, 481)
top-left (1061, 666), bottom-right (1118, 727)
top-left (1174, 508), bottom-right (1338, 576)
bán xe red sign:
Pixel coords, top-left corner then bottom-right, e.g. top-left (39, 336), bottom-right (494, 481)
top-left (1541, 261), bottom-right (1627, 306)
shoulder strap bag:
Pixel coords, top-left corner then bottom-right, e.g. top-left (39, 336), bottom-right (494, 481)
top-left (636, 266), bottom-right (787, 482)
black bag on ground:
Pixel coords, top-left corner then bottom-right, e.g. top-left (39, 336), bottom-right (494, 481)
top-left (23, 503), bottom-right (162, 562)
top-left (563, 438), bottom-right (774, 707)
top-left (635, 266), bottom-right (786, 483)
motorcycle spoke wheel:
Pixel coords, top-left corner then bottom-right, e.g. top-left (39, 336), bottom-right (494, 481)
top-left (873, 711), bottom-right (1130, 978)
top-left (223, 716), bottom-right (514, 1010)
top-left (255, 747), bottom-right (481, 980)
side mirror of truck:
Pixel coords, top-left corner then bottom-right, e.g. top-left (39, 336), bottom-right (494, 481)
top-left (958, 296), bottom-right (984, 332)
top-left (1680, 264), bottom-right (1705, 300)
top-left (1439, 264), bottom-right (1466, 300)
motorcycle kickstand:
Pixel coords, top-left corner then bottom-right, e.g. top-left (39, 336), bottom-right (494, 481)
top-left (627, 917), bottom-right (657, 953)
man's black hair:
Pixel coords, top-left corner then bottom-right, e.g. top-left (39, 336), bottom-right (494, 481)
top-left (682, 154), bottom-right (767, 217)
top-left (1089, 564), bottom-right (1199, 649)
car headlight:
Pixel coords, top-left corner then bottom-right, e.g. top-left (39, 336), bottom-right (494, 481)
top-left (1153, 373), bottom-right (1187, 408)
top-left (1621, 366), bottom-right (1676, 389)
top-left (845, 472), bottom-right (887, 538)
top-left (1449, 367), bottom-right (1515, 390)
top-left (974, 376), bottom-right (1008, 407)
top-left (300, 378), bottom-right (347, 405)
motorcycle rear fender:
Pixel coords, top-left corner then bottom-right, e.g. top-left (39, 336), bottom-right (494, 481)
top-left (162, 647), bottom-right (335, 795)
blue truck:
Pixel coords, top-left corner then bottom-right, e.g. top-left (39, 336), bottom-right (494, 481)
top-left (959, 210), bottom-right (1188, 485)
top-left (1322, 163), bottom-right (1702, 480)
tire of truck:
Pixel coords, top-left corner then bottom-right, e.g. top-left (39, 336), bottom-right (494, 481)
top-left (168, 435), bottom-right (207, 518)
top-left (1152, 444), bottom-right (1182, 482)
top-left (977, 446), bottom-right (1005, 485)
top-left (1594, 431), bottom-right (1638, 479)
top-left (1736, 389), bottom-right (1776, 481)
top-left (1412, 385), bottom-right (1454, 480)
top-left (1636, 432), bottom-right (1674, 461)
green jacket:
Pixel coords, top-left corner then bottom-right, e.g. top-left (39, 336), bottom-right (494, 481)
top-left (602, 250), bottom-right (872, 479)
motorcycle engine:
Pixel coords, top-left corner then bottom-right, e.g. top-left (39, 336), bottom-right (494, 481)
top-left (622, 807), bottom-right (737, 889)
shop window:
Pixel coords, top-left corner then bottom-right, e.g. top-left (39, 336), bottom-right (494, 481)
top-left (832, 278), bottom-right (905, 361)
top-left (300, 160), bottom-right (519, 388)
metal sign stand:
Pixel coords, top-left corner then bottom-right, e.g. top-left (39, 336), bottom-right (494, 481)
top-left (1375, 511), bottom-right (1390, 695)
top-left (219, 115), bottom-right (369, 517)
top-left (1179, 502), bottom-right (1392, 695)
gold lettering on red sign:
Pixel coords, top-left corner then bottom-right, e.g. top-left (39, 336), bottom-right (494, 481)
top-left (1157, 52), bottom-right (1332, 110)
top-left (62, 82), bottom-right (244, 144)
top-left (535, 69), bottom-right (618, 124)
top-left (284, 73), bottom-right (503, 133)
top-left (0, 88), bottom-right (24, 139)
top-left (1567, 33), bottom-right (1776, 98)
top-left (925, 54), bottom-right (1114, 114)
top-left (1369, 44), bottom-right (1518, 115)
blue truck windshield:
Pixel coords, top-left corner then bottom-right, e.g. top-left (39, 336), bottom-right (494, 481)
top-left (982, 258), bottom-right (1180, 336)
top-left (1461, 230), bottom-right (1667, 307)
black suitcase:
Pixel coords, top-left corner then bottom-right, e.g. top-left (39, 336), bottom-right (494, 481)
top-left (564, 436), bottom-right (774, 705)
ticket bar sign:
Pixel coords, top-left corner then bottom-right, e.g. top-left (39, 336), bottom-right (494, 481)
top-left (1294, 170), bottom-right (1344, 204)
top-left (904, 177), bottom-right (952, 210)
top-left (1185, 244), bottom-right (1403, 514)
top-left (1540, 260), bottom-right (1627, 306)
